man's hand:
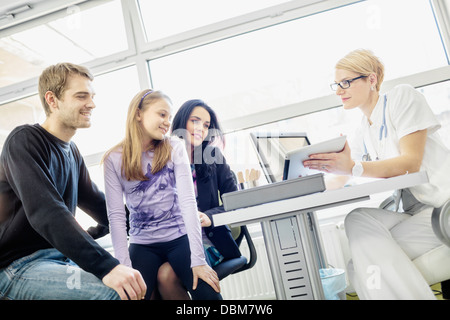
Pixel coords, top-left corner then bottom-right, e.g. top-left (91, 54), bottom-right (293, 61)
top-left (102, 264), bottom-right (147, 300)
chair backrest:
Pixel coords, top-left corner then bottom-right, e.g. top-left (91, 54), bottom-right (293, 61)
top-left (379, 194), bottom-right (450, 297)
top-left (212, 225), bottom-right (258, 279)
top-left (431, 199), bottom-right (450, 248)
top-left (229, 170), bottom-right (258, 273)
top-left (233, 225), bottom-right (258, 273)
top-left (380, 193), bottom-right (450, 248)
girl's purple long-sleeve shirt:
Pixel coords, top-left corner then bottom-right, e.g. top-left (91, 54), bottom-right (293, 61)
top-left (103, 137), bottom-right (206, 268)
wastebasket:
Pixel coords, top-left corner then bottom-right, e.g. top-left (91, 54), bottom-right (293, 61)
top-left (320, 268), bottom-right (346, 300)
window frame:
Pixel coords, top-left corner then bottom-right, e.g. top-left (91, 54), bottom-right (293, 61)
top-left (0, 0), bottom-right (139, 103)
top-left (1, 0), bottom-right (450, 229)
top-left (0, 0), bottom-right (449, 160)
top-left (221, 65), bottom-right (450, 134)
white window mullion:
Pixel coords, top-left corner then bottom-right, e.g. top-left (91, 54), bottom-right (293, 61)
top-left (138, 0), bottom-right (361, 61)
top-left (431, 0), bottom-right (450, 63)
top-left (221, 65), bottom-right (450, 134)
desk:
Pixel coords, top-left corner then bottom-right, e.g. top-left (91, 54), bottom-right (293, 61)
top-left (213, 171), bottom-right (429, 299)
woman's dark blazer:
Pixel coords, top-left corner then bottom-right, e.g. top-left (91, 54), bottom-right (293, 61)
top-left (195, 147), bottom-right (241, 260)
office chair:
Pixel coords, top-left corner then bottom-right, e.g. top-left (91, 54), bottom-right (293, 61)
top-left (213, 225), bottom-right (258, 280)
top-left (379, 194), bottom-right (450, 299)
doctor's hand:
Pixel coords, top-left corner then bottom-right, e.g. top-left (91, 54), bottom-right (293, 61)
top-left (303, 141), bottom-right (354, 175)
top-left (192, 264), bottom-right (221, 293)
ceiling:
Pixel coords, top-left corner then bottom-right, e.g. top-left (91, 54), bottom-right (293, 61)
top-left (0, 0), bottom-right (86, 30)
top-left (0, 0), bottom-right (46, 16)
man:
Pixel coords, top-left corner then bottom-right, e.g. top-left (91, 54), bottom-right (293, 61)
top-left (0, 63), bottom-right (146, 300)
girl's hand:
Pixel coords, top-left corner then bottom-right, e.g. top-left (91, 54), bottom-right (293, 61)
top-left (192, 265), bottom-right (220, 293)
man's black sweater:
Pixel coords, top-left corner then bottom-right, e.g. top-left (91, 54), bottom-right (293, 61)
top-left (0, 124), bottom-right (119, 279)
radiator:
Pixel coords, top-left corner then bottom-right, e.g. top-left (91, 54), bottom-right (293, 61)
top-left (220, 222), bottom-right (349, 300)
top-left (318, 222), bottom-right (348, 271)
top-left (221, 235), bottom-right (276, 300)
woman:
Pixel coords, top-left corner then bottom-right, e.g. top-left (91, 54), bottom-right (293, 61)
top-left (172, 99), bottom-right (241, 263)
top-left (303, 49), bottom-right (450, 299)
top-left (155, 99), bottom-right (242, 299)
top-left (103, 90), bottom-right (221, 300)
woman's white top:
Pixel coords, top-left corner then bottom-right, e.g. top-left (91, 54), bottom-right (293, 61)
top-left (352, 84), bottom-right (450, 208)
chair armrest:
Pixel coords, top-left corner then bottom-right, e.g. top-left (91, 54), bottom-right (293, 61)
top-left (379, 195), bottom-right (396, 210)
top-left (431, 199), bottom-right (450, 247)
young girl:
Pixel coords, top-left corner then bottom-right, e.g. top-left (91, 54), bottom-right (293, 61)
top-left (103, 90), bottom-right (221, 300)
top-left (154, 99), bottom-right (242, 299)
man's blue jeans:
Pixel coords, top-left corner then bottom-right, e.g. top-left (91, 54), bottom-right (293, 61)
top-left (0, 248), bottom-right (120, 300)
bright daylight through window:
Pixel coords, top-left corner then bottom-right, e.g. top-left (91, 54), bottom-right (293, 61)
top-left (148, 0), bottom-right (447, 123)
top-left (0, 0), bottom-right (449, 226)
top-left (0, 0), bottom-right (127, 87)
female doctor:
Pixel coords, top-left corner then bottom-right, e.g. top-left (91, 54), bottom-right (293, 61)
top-left (303, 49), bottom-right (450, 299)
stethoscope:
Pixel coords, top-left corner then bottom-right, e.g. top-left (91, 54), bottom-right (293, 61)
top-left (362, 94), bottom-right (387, 161)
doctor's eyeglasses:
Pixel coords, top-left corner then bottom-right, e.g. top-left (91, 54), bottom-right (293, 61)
top-left (330, 75), bottom-right (367, 91)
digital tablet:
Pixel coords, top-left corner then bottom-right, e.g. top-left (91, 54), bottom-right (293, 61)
top-left (283, 135), bottom-right (347, 180)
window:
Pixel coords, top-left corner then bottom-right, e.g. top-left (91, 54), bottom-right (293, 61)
top-left (223, 106), bottom-right (361, 182)
top-left (138, 0), bottom-right (292, 42)
top-left (76, 164), bottom-right (107, 230)
top-left (0, 65), bottom-right (140, 156)
top-left (148, 0), bottom-right (447, 124)
top-left (74, 65), bottom-right (141, 230)
top-left (0, 65), bottom-right (141, 230)
top-left (0, 0), bottom-right (128, 88)
top-left (1, 0), bottom-right (450, 228)
top-left (223, 80), bottom-right (450, 182)
top-left (73, 65), bottom-right (141, 157)
top-left (0, 95), bottom-right (43, 151)
top-left (419, 80), bottom-right (450, 150)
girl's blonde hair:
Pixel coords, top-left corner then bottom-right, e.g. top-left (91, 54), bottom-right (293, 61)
top-left (335, 49), bottom-right (385, 92)
top-left (104, 90), bottom-right (172, 181)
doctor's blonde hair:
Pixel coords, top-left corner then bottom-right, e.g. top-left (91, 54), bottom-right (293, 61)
top-left (335, 49), bottom-right (385, 92)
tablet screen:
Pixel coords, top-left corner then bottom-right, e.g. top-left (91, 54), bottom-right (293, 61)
top-left (284, 135), bottom-right (347, 180)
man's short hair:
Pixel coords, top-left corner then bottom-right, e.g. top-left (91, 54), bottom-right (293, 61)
top-left (38, 62), bottom-right (94, 116)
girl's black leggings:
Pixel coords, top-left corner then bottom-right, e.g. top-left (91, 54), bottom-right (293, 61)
top-left (129, 235), bottom-right (222, 300)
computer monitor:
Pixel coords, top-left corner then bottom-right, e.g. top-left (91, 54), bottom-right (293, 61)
top-left (250, 132), bottom-right (310, 183)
